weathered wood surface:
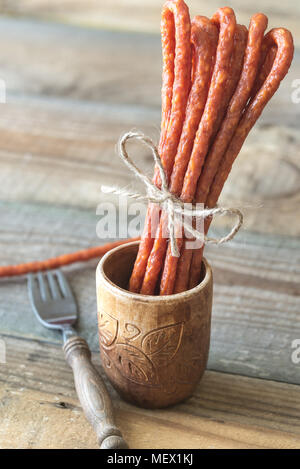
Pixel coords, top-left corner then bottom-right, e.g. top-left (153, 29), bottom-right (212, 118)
top-left (0, 6), bottom-right (299, 449)
top-left (0, 201), bottom-right (299, 384)
top-left (0, 17), bottom-right (299, 237)
top-left (0, 15), bottom-right (298, 122)
top-left (0, 15), bottom-right (298, 117)
top-left (0, 20), bottom-right (298, 386)
top-left (0, 335), bottom-right (299, 449)
top-left (1, 96), bottom-right (300, 236)
top-left (3, 0), bottom-right (300, 47)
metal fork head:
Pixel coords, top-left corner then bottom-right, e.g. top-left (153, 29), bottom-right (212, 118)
top-left (28, 270), bottom-right (78, 333)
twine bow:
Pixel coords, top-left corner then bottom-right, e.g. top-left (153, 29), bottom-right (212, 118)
top-left (101, 131), bottom-right (243, 257)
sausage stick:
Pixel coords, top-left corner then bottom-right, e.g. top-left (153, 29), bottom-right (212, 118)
top-left (188, 27), bottom-right (294, 289)
top-left (140, 16), bottom-right (218, 295)
top-left (129, 0), bottom-right (191, 293)
top-left (160, 7), bottom-right (237, 295)
top-left (176, 13), bottom-right (268, 292)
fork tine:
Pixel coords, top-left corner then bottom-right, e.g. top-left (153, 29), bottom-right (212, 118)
top-left (28, 273), bottom-right (42, 305)
top-left (47, 271), bottom-right (62, 299)
top-left (55, 270), bottom-right (74, 299)
top-left (37, 272), bottom-right (50, 301)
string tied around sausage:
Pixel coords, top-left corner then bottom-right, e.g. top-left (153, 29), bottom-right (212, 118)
top-left (101, 131), bottom-right (243, 257)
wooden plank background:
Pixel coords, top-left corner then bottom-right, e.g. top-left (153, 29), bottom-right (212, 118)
top-left (1, 201), bottom-right (300, 384)
top-left (0, 0), bottom-right (299, 448)
top-left (0, 5), bottom-right (299, 383)
top-left (2, 1), bottom-right (300, 47)
top-left (0, 16), bottom-right (299, 235)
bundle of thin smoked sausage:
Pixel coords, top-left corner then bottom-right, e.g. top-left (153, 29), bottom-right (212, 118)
top-left (0, 1), bottom-right (293, 282)
top-left (129, 1), bottom-right (294, 295)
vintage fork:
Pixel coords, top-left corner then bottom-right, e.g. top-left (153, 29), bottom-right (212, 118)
top-left (27, 270), bottom-right (128, 449)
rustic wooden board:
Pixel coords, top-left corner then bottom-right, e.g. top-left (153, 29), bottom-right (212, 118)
top-left (0, 14), bottom-right (298, 131)
top-left (0, 200), bottom-right (299, 385)
top-left (0, 335), bottom-right (299, 449)
top-left (0, 16), bottom-right (298, 117)
top-left (0, 17), bottom-right (161, 107)
top-left (0, 12), bottom-right (299, 449)
top-left (0, 17), bottom-right (298, 237)
top-left (3, 0), bottom-right (300, 47)
top-left (0, 14), bottom-right (298, 409)
top-left (0, 95), bottom-right (299, 237)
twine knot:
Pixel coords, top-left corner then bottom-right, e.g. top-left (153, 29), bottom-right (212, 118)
top-left (101, 131), bottom-right (243, 257)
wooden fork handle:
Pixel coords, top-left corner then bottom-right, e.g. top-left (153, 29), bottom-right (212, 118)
top-left (63, 335), bottom-right (128, 449)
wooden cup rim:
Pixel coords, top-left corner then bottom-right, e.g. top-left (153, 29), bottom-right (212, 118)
top-left (96, 240), bottom-right (212, 304)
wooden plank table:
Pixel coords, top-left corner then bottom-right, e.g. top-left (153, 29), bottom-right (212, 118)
top-left (0, 2), bottom-right (299, 449)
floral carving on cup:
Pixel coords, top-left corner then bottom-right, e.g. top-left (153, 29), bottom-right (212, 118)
top-left (98, 310), bottom-right (198, 388)
top-left (141, 322), bottom-right (184, 367)
top-left (98, 309), bottom-right (118, 348)
top-left (101, 348), bottom-right (112, 369)
top-left (123, 323), bottom-right (141, 341)
top-left (112, 343), bottom-right (158, 386)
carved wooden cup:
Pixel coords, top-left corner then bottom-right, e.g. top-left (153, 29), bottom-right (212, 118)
top-left (96, 241), bottom-right (213, 409)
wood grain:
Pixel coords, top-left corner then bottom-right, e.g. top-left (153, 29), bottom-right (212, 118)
top-left (0, 10), bottom-right (299, 448)
top-left (63, 335), bottom-right (128, 448)
top-left (0, 17), bottom-right (161, 106)
top-left (0, 17), bottom-right (298, 237)
top-left (0, 16), bottom-right (298, 118)
top-left (2, 0), bottom-right (300, 47)
top-left (0, 100), bottom-right (299, 236)
top-left (1, 95), bottom-right (299, 236)
top-left (0, 334), bottom-right (299, 449)
top-left (0, 201), bottom-right (299, 384)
